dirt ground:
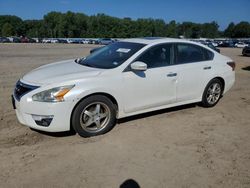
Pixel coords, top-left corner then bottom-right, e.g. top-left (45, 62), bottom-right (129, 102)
top-left (0, 43), bottom-right (250, 188)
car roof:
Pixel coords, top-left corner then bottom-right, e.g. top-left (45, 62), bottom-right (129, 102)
top-left (121, 37), bottom-right (194, 45)
top-left (120, 37), bottom-right (219, 53)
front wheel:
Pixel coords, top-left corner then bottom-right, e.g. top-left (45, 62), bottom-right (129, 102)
top-left (71, 95), bottom-right (117, 137)
top-left (201, 78), bottom-right (223, 107)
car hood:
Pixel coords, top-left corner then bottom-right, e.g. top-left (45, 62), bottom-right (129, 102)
top-left (22, 59), bottom-right (102, 85)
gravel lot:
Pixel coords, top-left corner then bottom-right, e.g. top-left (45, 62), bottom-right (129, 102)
top-left (0, 43), bottom-right (250, 188)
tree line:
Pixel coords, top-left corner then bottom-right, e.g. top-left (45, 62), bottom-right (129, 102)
top-left (1, 11), bottom-right (250, 38)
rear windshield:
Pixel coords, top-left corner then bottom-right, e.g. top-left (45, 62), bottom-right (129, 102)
top-left (79, 42), bottom-right (145, 69)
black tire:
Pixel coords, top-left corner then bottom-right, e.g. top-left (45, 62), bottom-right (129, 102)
top-left (201, 78), bottom-right (223, 107)
top-left (71, 95), bottom-right (117, 137)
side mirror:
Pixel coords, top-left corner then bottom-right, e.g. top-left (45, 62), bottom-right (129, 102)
top-left (130, 61), bottom-right (147, 71)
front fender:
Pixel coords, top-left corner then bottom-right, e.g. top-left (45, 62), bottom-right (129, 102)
top-left (70, 87), bottom-right (125, 118)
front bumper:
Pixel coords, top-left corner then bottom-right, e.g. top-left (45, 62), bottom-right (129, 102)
top-left (13, 95), bottom-right (74, 132)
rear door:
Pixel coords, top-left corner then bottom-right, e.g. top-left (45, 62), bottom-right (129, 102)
top-left (174, 43), bottom-right (214, 102)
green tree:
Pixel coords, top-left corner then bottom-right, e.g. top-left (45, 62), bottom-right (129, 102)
top-left (0, 12), bottom-right (249, 38)
top-left (0, 15), bottom-right (24, 36)
top-left (153, 19), bottom-right (166, 37)
top-left (1, 23), bottom-right (15, 36)
top-left (43, 11), bottom-right (63, 37)
top-left (224, 22), bottom-right (235, 38)
top-left (232, 22), bottom-right (250, 38)
top-left (178, 22), bottom-right (195, 38)
top-left (191, 24), bottom-right (202, 38)
top-left (200, 21), bottom-right (219, 38)
top-left (166, 20), bottom-right (178, 37)
top-left (24, 20), bottom-right (43, 37)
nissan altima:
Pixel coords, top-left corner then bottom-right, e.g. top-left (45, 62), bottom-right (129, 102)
top-left (12, 38), bottom-right (235, 137)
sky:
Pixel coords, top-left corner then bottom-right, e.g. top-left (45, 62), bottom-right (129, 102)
top-left (0, 0), bottom-right (249, 30)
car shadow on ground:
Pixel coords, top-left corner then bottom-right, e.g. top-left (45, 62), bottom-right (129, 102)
top-left (239, 55), bottom-right (250, 57)
top-left (117, 103), bottom-right (197, 124)
top-left (242, 66), bottom-right (250, 71)
top-left (31, 103), bottom-right (198, 137)
top-left (30, 128), bottom-right (76, 137)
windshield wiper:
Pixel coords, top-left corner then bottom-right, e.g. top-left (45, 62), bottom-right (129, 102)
top-left (75, 57), bottom-right (86, 64)
top-left (80, 62), bottom-right (98, 68)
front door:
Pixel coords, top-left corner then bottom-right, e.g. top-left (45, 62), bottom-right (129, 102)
top-left (122, 43), bottom-right (177, 113)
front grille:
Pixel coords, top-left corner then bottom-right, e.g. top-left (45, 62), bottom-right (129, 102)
top-left (14, 80), bottom-right (39, 101)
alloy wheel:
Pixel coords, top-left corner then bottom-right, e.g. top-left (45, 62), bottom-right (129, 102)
top-left (80, 102), bottom-right (111, 133)
top-left (206, 83), bottom-right (221, 105)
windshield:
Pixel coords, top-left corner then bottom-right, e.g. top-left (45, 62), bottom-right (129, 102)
top-left (79, 42), bottom-right (145, 69)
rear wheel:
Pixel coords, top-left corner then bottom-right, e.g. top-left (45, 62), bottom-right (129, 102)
top-left (72, 95), bottom-right (117, 137)
top-left (201, 78), bottom-right (223, 107)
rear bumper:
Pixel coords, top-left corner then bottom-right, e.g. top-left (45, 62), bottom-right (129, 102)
top-left (223, 71), bottom-right (235, 94)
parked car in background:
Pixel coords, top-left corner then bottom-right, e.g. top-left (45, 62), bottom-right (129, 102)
top-left (211, 42), bottom-right (218, 47)
top-left (42, 38), bottom-right (51, 43)
top-left (74, 39), bottom-right (83, 44)
top-left (242, 45), bottom-right (250, 56)
top-left (50, 39), bottom-right (59, 43)
top-left (28, 37), bottom-right (36, 43)
top-left (235, 42), bottom-right (248, 48)
top-left (20, 36), bottom-right (36, 43)
top-left (0, 37), bottom-right (10, 43)
top-left (214, 40), bottom-right (224, 46)
top-left (49, 39), bottom-right (68, 44)
top-left (34, 38), bottom-right (43, 43)
top-left (8, 36), bottom-right (21, 43)
top-left (88, 39), bottom-right (94, 44)
top-left (20, 37), bottom-right (28, 43)
top-left (88, 39), bottom-right (100, 44)
top-left (98, 38), bottom-right (114, 45)
top-left (191, 40), bottom-right (219, 53)
top-left (218, 41), bottom-right (234, 47)
top-left (67, 39), bottom-right (82, 44)
top-left (81, 39), bottom-right (91, 44)
top-left (66, 39), bottom-right (74, 44)
top-left (12, 38), bottom-right (235, 137)
top-left (206, 42), bottom-right (220, 53)
top-left (57, 39), bottom-right (68, 43)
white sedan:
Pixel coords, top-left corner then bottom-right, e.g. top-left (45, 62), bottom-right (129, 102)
top-left (235, 42), bottom-right (248, 48)
top-left (12, 38), bottom-right (235, 137)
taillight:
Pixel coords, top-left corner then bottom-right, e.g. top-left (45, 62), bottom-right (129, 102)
top-left (227, 61), bottom-right (235, 71)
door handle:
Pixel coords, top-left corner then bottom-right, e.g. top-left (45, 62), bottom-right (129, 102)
top-left (203, 66), bottom-right (211, 70)
top-left (167, 73), bottom-right (177, 77)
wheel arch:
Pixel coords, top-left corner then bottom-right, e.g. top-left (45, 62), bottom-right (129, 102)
top-left (70, 92), bottom-right (119, 131)
top-left (213, 76), bottom-right (225, 94)
top-left (201, 76), bottom-right (225, 107)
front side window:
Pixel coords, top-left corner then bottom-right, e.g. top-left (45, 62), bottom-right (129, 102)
top-left (176, 43), bottom-right (213, 64)
top-left (136, 44), bottom-right (174, 68)
top-left (79, 42), bottom-right (145, 69)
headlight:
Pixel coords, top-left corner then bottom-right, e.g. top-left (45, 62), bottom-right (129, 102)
top-left (32, 85), bottom-right (74, 102)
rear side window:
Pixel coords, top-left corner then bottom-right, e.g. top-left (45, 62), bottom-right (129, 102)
top-left (204, 48), bottom-right (214, 60)
top-left (176, 43), bottom-right (214, 64)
